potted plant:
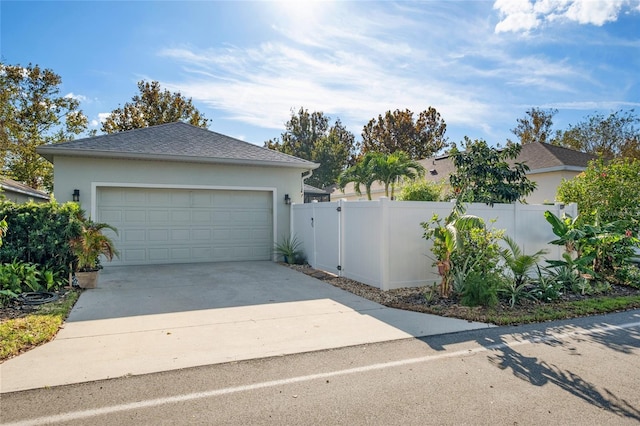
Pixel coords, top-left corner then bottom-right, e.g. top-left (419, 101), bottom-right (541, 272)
top-left (70, 220), bottom-right (119, 288)
top-left (274, 234), bottom-right (304, 264)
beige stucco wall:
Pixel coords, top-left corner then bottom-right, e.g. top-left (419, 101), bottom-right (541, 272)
top-left (51, 155), bottom-right (308, 249)
top-left (525, 170), bottom-right (581, 204)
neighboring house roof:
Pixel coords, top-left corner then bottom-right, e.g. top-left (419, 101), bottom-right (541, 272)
top-left (514, 141), bottom-right (596, 173)
top-left (0, 177), bottom-right (50, 201)
top-left (304, 184), bottom-right (331, 195)
top-left (334, 142), bottom-right (597, 198)
top-left (37, 122), bottom-right (319, 170)
top-left (421, 142), bottom-right (597, 180)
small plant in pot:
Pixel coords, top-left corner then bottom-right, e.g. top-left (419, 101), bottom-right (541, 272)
top-left (70, 220), bottom-right (119, 288)
top-left (274, 234), bottom-right (304, 265)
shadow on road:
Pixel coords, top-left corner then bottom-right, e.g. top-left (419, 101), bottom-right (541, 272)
top-left (420, 311), bottom-right (640, 421)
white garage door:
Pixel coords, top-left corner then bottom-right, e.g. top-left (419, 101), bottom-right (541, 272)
top-left (96, 187), bottom-right (273, 265)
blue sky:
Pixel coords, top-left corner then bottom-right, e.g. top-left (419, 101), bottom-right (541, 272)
top-left (2, 0), bottom-right (639, 148)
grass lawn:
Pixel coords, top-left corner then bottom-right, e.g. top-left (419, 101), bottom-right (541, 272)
top-left (0, 289), bottom-right (80, 362)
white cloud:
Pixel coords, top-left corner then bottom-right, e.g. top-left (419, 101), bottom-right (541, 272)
top-left (158, 4), bottom-right (506, 139)
top-left (154, 1), bottom-right (632, 145)
top-left (494, 0), bottom-right (639, 33)
top-left (64, 92), bottom-right (87, 102)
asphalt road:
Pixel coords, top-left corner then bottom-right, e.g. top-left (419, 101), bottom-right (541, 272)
top-left (2, 310), bottom-right (639, 426)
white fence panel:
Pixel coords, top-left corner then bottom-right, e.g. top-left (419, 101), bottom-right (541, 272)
top-left (291, 199), bottom-right (577, 291)
top-left (312, 202), bottom-right (341, 275)
top-left (291, 203), bottom-right (315, 264)
top-left (341, 200), bottom-right (384, 288)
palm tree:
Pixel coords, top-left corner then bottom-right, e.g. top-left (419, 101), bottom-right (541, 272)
top-left (370, 151), bottom-right (425, 198)
top-left (499, 235), bottom-right (548, 287)
top-left (338, 152), bottom-right (378, 200)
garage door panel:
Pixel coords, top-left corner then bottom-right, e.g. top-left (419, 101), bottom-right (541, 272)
top-left (148, 229), bottom-right (169, 242)
top-left (123, 249), bottom-right (147, 262)
top-left (192, 211), bottom-right (212, 223)
top-left (124, 229), bottom-right (146, 242)
top-left (124, 210), bottom-right (146, 223)
top-left (148, 210), bottom-right (170, 222)
top-left (97, 187), bottom-right (273, 265)
top-left (191, 229), bottom-right (212, 241)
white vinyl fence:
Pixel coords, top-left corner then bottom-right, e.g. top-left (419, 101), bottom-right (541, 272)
top-left (291, 198), bottom-right (578, 291)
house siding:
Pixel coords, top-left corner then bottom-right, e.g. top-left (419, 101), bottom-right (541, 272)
top-left (51, 156), bottom-right (306, 251)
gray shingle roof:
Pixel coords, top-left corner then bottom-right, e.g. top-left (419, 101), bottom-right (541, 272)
top-left (420, 142), bottom-right (596, 180)
top-left (517, 142), bottom-right (596, 170)
top-left (37, 122), bottom-right (319, 169)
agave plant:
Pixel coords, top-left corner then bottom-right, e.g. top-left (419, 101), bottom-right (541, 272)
top-left (273, 234), bottom-right (304, 264)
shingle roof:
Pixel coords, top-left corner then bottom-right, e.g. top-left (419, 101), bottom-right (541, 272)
top-left (334, 142), bottom-right (597, 197)
top-left (420, 142), bottom-right (596, 180)
top-left (516, 142), bottom-right (596, 170)
top-left (1, 177), bottom-right (50, 200)
top-left (37, 122), bottom-right (319, 169)
top-left (304, 184), bottom-right (331, 195)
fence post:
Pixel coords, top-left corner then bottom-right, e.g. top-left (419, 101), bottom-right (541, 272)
top-left (379, 197), bottom-right (390, 291)
top-left (338, 198), bottom-right (345, 277)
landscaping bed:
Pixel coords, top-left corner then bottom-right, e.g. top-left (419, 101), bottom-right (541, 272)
top-left (0, 288), bottom-right (80, 361)
top-left (289, 264), bottom-right (640, 326)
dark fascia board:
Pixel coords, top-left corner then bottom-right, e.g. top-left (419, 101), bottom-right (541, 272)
top-left (37, 147), bottom-right (320, 170)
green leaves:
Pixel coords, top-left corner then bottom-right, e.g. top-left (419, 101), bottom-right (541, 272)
top-left (1, 62), bottom-right (88, 190)
top-left (338, 151), bottom-right (425, 199)
top-left (265, 108), bottom-right (358, 189)
top-left (101, 80), bottom-right (210, 134)
top-left (449, 138), bottom-right (537, 206)
top-left (556, 158), bottom-right (640, 232)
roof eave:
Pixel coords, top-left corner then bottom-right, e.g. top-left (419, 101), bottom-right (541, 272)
top-left (36, 147), bottom-right (320, 170)
top-left (527, 165), bottom-right (586, 175)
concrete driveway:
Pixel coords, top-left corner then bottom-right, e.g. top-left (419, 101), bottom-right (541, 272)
top-left (0, 262), bottom-right (491, 393)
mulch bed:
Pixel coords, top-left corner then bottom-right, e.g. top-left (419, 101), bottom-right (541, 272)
top-left (286, 263), bottom-right (640, 323)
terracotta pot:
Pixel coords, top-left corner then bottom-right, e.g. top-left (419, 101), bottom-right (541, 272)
top-left (76, 270), bottom-right (99, 289)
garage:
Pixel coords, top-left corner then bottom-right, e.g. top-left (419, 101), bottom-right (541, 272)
top-left (97, 187), bottom-right (273, 265)
top-left (37, 122), bottom-right (318, 266)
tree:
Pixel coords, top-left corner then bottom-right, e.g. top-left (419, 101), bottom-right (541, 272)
top-left (337, 151), bottom-right (425, 200)
top-left (265, 108), bottom-right (358, 188)
top-left (337, 152), bottom-right (379, 200)
top-left (101, 80), bottom-right (210, 133)
top-left (552, 109), bottom-right (640, 159)
top-left (1, 62), bottom-right (88, 190)
top-left (510, 107), bottom-right (557, 144)
top-left (369, 151), bottom-right (425, 198)
top-left (361, 107), bottom-right (448, 159)
top-left (556, 157), bottom-right (640, 231)
top-left (449, 138), bottom-right (536, 206)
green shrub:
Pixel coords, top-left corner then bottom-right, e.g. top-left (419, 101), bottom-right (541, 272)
top-left (397, 180), bottom-right (443, 201)
top-left (461, 272), bottom-right (499, 307)
top-left (0, 260), bottom-right (68, 306)
top-left (557, 158), bottom-right (640, 232)
top-left (615, 264), bottom-right (640, 288)
top-left (0, 199), bottom-right (82, 276)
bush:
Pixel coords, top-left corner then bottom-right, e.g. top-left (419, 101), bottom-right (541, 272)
top-left (397, 180), bottom-right (443, 201)
top-left (557, 158), bottom-right (640, 232)
top-left (0, 260), bottom-right (67, 306)
top-left (0, 199), bottom-right (82, 276)
top-left (461, 272), bottom-right (499, 307)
